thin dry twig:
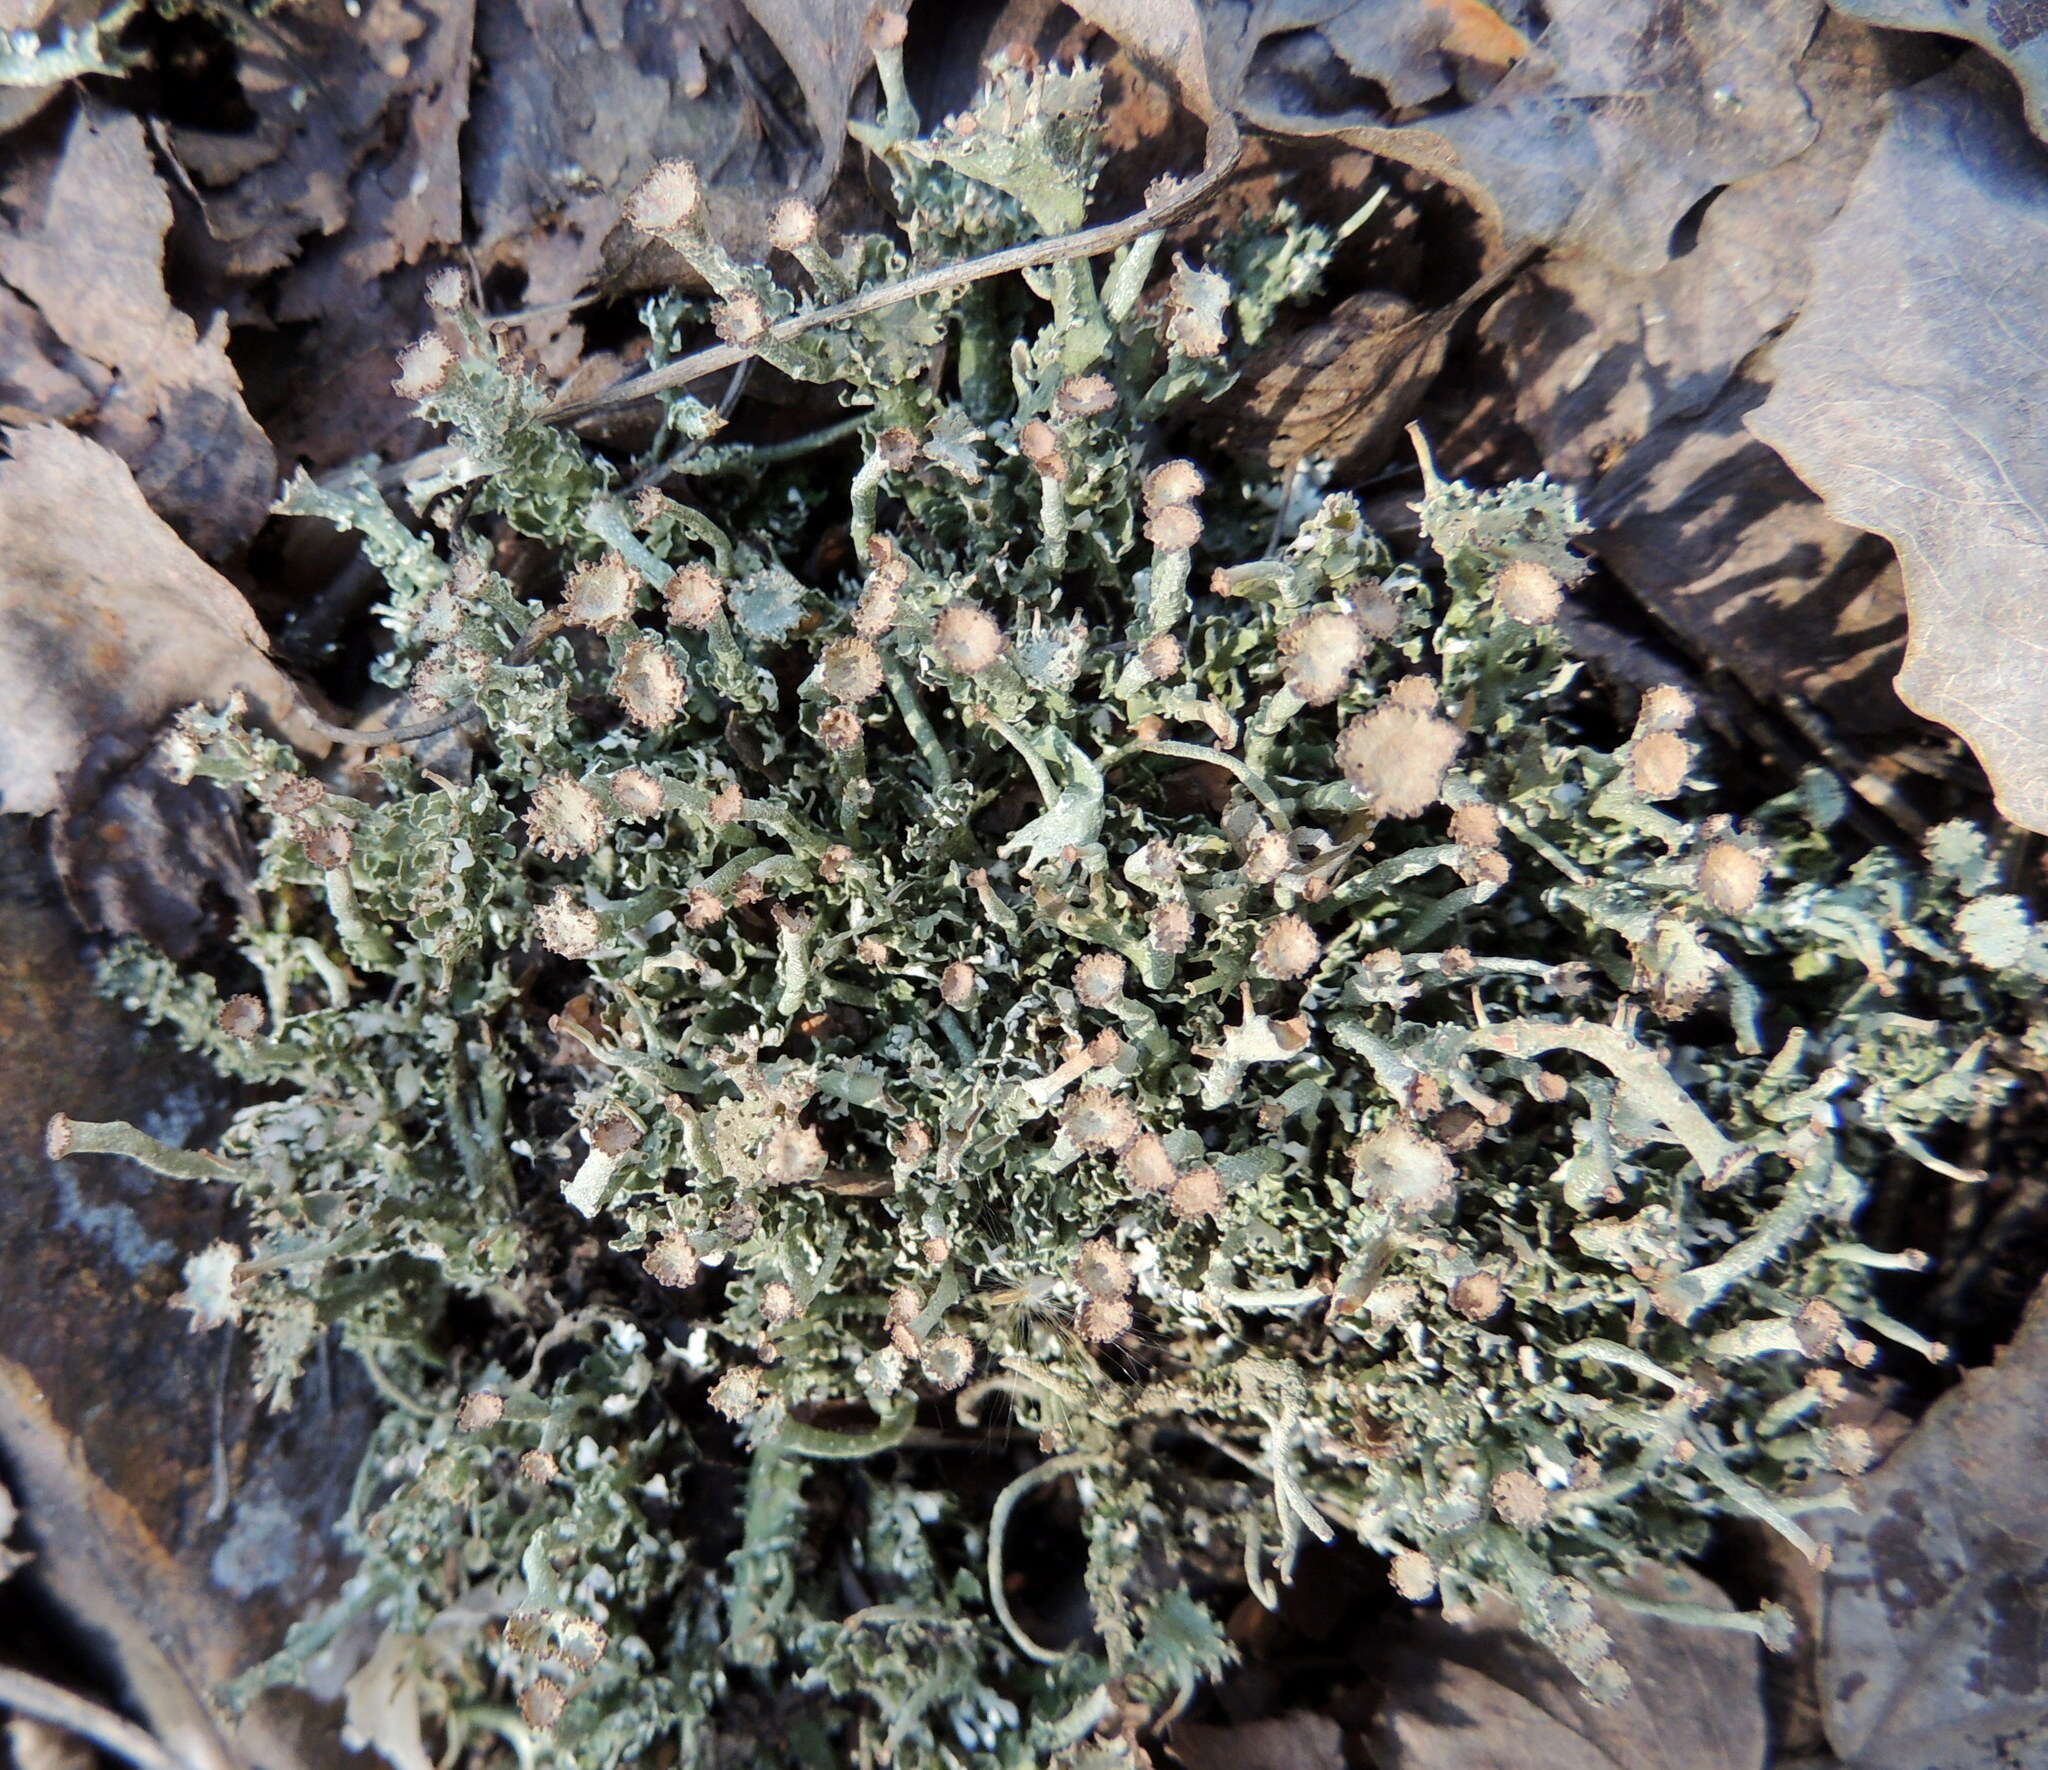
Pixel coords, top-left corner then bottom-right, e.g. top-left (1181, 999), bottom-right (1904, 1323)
top-left (376, 117), bottom-right (1245, 493)
top-left (0, 1665), bottom-right (203, 1770)
top-left (287, 689), bottom-right (478, 748)
top-left (541, 118), bottom-right (1243, 427)
top-left (330, 118), bottom-right (1247, 751)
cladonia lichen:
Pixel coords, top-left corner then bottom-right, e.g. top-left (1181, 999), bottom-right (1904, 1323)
top-left (50, 51), bottom-right (2048, 1770)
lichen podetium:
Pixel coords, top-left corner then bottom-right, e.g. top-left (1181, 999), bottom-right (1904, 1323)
top-left (53, 52), bottom-right (2048, 1770)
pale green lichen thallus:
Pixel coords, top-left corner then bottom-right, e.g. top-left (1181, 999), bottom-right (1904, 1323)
top-left (52, 51), bottom-right (2048, 1770)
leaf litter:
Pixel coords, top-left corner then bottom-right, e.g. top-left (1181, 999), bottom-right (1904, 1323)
top-left (1750, 61), bottom-right (2048, 835)
top-left (0, 2), bottom-right (2046, 1767)
top-left (0, 427), bottom-right (325, 818)
top-left (1816, 1276), bottom-right (2048, 1768)
top-left (1368, 1568), bottom-right (1768, 1770)
top-left (1072, 0), bottom-right (1940, 746)
top-left (0, 102), bottom-right (274, 555)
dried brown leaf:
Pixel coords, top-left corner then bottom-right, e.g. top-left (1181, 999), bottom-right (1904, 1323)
top-left (1450, 15), bottom-right (1939, 732)
top-left (1281, 0), bottom-right (1823, 274)
top-left (461, 0), bottom-right (777, 378)
top-left (1831, 0), bottom-right (2048, 141)
top-left (168, 0), bottom-right (472, 284)
top-left (738, 0), bottom-right (885, 184)
top-left (256, 263), bottom-right (443, 470)
top-left (1815, 1278), bottom-right (2048, 1769)
top-left (1431, 0), bottom-right (1533, 74)
top-left (1211, 251), bottom-right (1530, 474)
top-left (1370, 1567), bottom-right (1766, 1770)
top-left (0, 282), bottom-right (95, 425)
top-left (1076, 0), bottom-right (1825, 275)
top-left (1482, 14), bottom-right (1941, 484)
top-left (1582, 378), bottom-right (1909, 734)
top-left (1170, 1709), bottom-right (1344, 1770)
top-left (163, 0), bottom-right (467, 466)
top-left (338, 0), bottom-right (474, 280)
top-left (0, 426), bottom-right (326, 817)
top-left (1069, 0), bottom-right (1217, 113)
top-left (214, 0), bottom-right (469, 463)
top-left (1749, 67), bottom-right (2048, 832)
top-left (50, 739), bottom-right (259, 958)
top-left (0, 105), bottom-right (274, 556)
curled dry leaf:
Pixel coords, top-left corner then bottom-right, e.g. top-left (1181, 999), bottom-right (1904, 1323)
top-left (735, 0), bottom-right (886, 187)
top-left (1071, 0), bottom-right (1219, 112)
top-left (1210, 251), bottom-right (1532, 475)
top-left (177, 0), bottom-right (474, 471)
top-left (1830, 0), bottom-right (2048, 142)
top-left (167, 0), bottom-right (471, 283)
top-left (1815, 1276), bottom-right (2048, 1769)
top-left (466, 0), bottom-right (783, 381)
top-left (1463, 14), bottom-right (1943, 733)
top-left (206, 0), bottom-right (806, 460)
top-left (257, 0), bottom-right (476, 456)
top-left (49, 739), bottom-right (259, 959)
top-left (1582, 381), bottom-right (1910, 734)
top-left (1075, 0), bottom-right (1824, 275)
top-left (0, 426), bottom-right (327, 817)
top-left (1370, 1566), bottom-right (1766, 1770)
top-left (0, 104), bottom-right (274, 556)
top-left (1480, 17), bottom-right (1944, 483)
top-left (1749, 67), bottom-right (2048, 833)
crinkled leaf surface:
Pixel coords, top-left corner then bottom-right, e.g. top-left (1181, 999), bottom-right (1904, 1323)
top-left (462, 0), bottom-right (784, 378)
top-left (1449, 12), bottom-right (1931, 731)
top-left (187, 0), bottom-right (820, 462)
top-left (0, 427), bottom-right (325, 816)
top-left (1816, 1277), bottom-right (2048, 1767)
top-left (49, 741), bottom-right (260, 958)
top-left (168, 0), bottom-right (470, 282)
top-left (1749, 68), bottom-right (2048, 833)
top-left (1210, 252), bottom-right (1530, 474)
top-left (1581, 377), bottom-right (1909, 733)
top-left (736, 0), bottom-right (883, 186)
top-left (1075, 0), bottom-right (1825, 275)
top-left (0, 104), bottom-right (274, 555)
top-left (1482, 14), bottom-right (1939, 483)
top-left (1831, 0), bottom-right (2048, 141)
